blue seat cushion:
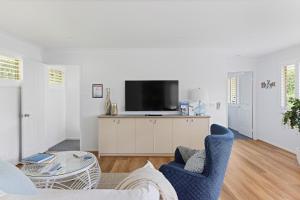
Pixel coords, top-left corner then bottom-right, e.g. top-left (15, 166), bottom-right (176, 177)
top-left (168, 161), bottom-right (185, 169)
top-left (0, 160), bottom-right (38, 195)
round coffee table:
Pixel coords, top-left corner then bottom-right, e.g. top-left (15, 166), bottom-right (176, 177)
top-left (22, 151), bottom-right (101, 190)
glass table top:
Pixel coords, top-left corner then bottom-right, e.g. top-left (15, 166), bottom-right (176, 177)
top-left (22, 151), bottom-right (96, 177)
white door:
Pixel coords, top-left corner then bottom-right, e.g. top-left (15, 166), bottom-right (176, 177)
top-left (21, 60), bottom-right (46, 158)
top-left (228, 71), bottom-right (253, 138)
top-left (238, 72), bottom-right (253, 137)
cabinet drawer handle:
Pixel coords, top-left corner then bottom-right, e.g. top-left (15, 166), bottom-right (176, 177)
top-left (154, 120), bottom-right (156, 124)
top-left (117, 119), bottom-right (120, 124)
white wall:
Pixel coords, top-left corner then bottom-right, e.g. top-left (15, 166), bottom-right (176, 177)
top-left (0, 31), bottom-right (43, 163)
top-left (255, 45), bottom-right (300, 153)
top-left (65, 66), bottom-right (81, 140)
top-left (44, 48), bottom-right (255, 151)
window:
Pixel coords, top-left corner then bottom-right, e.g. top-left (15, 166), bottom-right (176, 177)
top-left (0, 55), bottom-right (21, 80)
top-left (228, 76), bottom-right (239, 104)
top-left (48, 68), bottom-right (64, 85)
top-left (281, 65), bottom-right (297, 110)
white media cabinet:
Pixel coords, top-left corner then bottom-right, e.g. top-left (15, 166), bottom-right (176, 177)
top-left (98, 115), bottom-right (210, 156)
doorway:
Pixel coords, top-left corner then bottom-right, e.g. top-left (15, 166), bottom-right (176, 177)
top-left (228, 71), bottom-right (253, 139)
top-left (21, 64), bottom-right (81, 158)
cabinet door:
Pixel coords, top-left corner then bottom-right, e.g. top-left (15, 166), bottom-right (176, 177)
top-left (99, 119), bottom-right (117, 153)
top-left (172, 118), bottom-right (190, 151)
top-left (135, 119), bottom-right (154, 153)
top-left (154, 119), bottom-right (173, 153)
top-left (189, 118), bottom-right (209, 149)
top-left (116, 119), bottom-right (135, 153)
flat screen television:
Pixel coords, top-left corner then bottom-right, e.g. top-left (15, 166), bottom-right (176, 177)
top-left (125, 80), bottom-right (179, 111)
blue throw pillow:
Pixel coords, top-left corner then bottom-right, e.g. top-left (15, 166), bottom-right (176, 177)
top-left (0, 160), bottom-right (38, 195)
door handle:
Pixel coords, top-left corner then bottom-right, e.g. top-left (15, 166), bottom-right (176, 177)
top-left (22, 114), bottom-right (30, 118)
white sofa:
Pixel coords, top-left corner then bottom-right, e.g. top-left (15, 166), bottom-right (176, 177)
top-left (2, 186), bottom-right (160, 200)
top-left (0, 160), bottom-right (175, 200)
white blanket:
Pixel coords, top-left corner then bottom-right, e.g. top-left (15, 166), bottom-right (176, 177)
top-left (115, 161), bottom-right (178, 200)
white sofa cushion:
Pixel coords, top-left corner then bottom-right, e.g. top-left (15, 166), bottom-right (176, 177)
top-left (116, 161), bottom-right (178, 200)
top-left (0, 160), bottom-right (38, 195)
top-left (1, 186), bottom-right (159, 200)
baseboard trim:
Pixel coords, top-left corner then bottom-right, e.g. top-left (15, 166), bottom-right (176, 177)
top-left (65, 137), bottom-right (80, 140)
top-left (256, 139), bottom-right (296, 155)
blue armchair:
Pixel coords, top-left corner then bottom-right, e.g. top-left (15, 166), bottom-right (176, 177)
top-left (159, 124), bottom-right (234, 200)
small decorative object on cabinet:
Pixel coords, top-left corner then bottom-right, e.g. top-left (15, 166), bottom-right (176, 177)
top-left (92, 84), bottom-right (103, 98)
top-left (282, 98), bottom-right (300, 165)
top-left (111, 103), bottom-right (118, 116)
top-left (180, 101), bottom-right (189, 115)
top-left (189, 88), bottom-right (209, 116)
top-left (104, 88), bottom-right (112, 115)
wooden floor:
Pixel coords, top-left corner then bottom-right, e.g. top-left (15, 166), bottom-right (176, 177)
top-left (98, 139), bottom-right (300, 200)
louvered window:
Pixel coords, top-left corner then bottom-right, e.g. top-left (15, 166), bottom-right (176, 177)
top-left (228, 76), bottom-right (239, 104)
top-left (281, 65), bottom-right (297, 110)
top-left (49, 68), bottom-right (64, 85)
top-left (0, 55), bottom-right (21, 80)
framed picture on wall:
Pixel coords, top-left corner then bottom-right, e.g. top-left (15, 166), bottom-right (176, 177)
top-left (92, 84), bottom-right (103, 98)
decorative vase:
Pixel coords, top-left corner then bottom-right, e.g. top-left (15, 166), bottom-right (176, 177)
top-left (111, 103), bottom-right (118, 116)
top-left (104, 88), bottom-right (112, 115)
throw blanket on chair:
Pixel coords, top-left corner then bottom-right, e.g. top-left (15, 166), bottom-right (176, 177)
top-left (115, 161), bottom-right (178, 200)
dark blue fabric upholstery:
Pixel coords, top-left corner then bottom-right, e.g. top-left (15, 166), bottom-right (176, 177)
top-left (159, 124), bottom-right (234, 200)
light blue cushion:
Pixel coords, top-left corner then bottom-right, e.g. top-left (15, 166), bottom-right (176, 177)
top-left (0, 160), bottom-right (38, 195)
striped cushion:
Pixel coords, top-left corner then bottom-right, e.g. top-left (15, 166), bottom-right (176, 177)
top-left (184, 150), bottom-right (206, 173)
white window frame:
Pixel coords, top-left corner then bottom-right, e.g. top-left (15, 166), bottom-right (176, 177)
top-left (281, 64), bottom-right (300, 111)
top-left (0, 53), bottom-right (23, 87)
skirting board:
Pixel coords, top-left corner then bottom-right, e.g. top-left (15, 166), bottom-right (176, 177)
top-left (65, 137), bottom-right (80, 140)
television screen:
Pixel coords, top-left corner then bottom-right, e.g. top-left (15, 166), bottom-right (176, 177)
top-left (125, 80), bottom-right (179, 111)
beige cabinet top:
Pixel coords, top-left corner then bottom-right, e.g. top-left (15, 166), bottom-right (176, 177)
top-left (98, 114), bottom-right (210, 118)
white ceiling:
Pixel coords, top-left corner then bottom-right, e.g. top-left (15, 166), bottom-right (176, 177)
top-left (0, 0), bottom-right (300, 57)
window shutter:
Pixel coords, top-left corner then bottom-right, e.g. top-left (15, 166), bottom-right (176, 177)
top-left (229, 77), bottom-right (238, 104)
top-left (49, 68), bottom-right (64, 85)
top-left (0, 55), bottom-right (21, 80)
top-left (281, 67), bottom-right (286, 108)
top-left (281, 65), bottom-right (296, 109)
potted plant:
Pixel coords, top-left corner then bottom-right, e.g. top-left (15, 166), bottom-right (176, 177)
top-left (283, 98), bottom-right (300, 164)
